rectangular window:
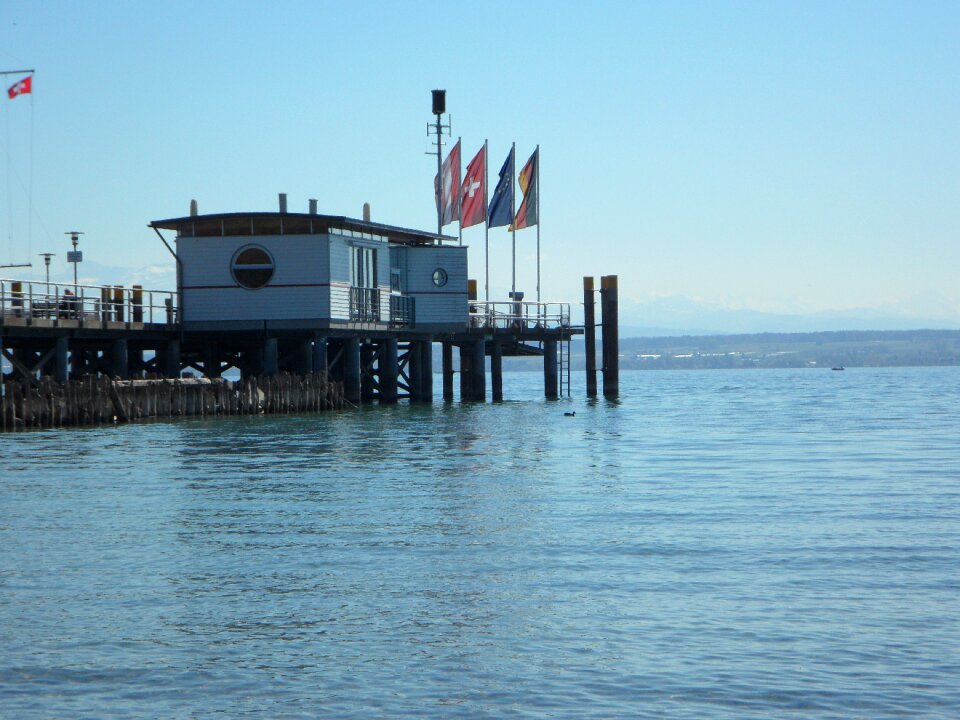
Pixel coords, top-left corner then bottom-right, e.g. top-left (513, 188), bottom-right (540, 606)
top-left (351, 247), bottom-right (377, 288)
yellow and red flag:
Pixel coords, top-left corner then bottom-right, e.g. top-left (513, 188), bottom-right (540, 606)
top-left (513, 147), bottom-right (538, 230)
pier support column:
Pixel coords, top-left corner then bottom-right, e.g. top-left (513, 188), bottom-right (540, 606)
top-left (262, 337), bottom-right (279, 377)
top-left (203, 340), bottom-right (221, 379)
top-left (544, 339), bottom-right (558, 400)
top-left (583, 276), bottom-right (597, 397)
top-left (470, 339), bottom-right (486, 402)
top-left (55, 337), bottom-right (69, 384)
top-left (459, 340), bottom-right (486, 402)
top-left (344, 337), bottom-right (361, 405)
top-left (159, 339), bottom-right (181, 379)
top-left (292, 339), bottom-right (313, 376)
top-left (410, 338), bottom-right (433, 403)
top-left (600, 275), bottom-right (619, 398)
top-left (111, 338), bottom-right (129, 379)
top-left (459, 343), bottom-right (470, 401)
top-left (491, 340), bottom-right (503, 402)
top-left (380, 338), bottom-right (398, 403)
top-left (442, 342), bottom-right (454, 401)
top-left (312, 336), bottom-right (327, 375)
top-left (360, 343), bottom-right (376, 402)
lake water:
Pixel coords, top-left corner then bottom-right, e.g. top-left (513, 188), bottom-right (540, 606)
top-left (2, 367), bottom-right (959, 718)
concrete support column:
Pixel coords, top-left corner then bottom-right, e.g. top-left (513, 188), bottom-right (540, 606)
top-left (128, 348), bottom-right (144, 378)
top-left (421, 340), bottom-right (433, 402)
top-left (262, 337), bottom-right (279, 377)
top-left (360, 343), bottom-right (376, 402)
top-left (544, 339), bottom-right (558, 400)
top-left (312, 336), bottom-right (328, 375)
top-left (160, 339), bottom-right (181, 379)
top-left (111, 338), bottom-right (129, 379)
top-left (203, 340), bottom-right (221, 379)
top-left (13, 348), bottom-right (37, 381)
top-left (491, 340), bottom-right (503, 402)
top-left (343, 337), bottom-right (361, 404)
top-left (380, 338), bottom-right (398, 403)
top-left (442, 342), bottom-right (454, 402)
top-left (55, 337), bottom-right (69, 384)
top-left (292, 339), bottom-right (313, 376)
top-left (470, 339), bottom-right (486, 402)
top-left (459, 343), bottom-right (470, 401)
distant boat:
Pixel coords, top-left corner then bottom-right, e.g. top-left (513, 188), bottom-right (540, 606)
top-left (832, 366), bottom-right (845, 371)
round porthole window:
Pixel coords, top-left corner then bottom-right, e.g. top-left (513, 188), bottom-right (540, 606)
top-left (231, 245), bottom-right (274, 289)
top-left (432, 268), bottom-right (448, 287)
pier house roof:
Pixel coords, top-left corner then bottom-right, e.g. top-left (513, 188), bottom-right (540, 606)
top-left (149, 212), bottom-right (457, 246)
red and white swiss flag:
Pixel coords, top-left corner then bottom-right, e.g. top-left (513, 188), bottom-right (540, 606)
top-left (7, 76), bottom-right (32, 99)
top-left (460, 145), bottom-right (486, 228)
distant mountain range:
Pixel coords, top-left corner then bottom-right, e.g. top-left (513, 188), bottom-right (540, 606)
top-left (615, 295), bottom-right (960, 337)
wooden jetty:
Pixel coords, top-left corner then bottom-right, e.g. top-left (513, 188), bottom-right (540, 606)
top-left (1, 203), bottom-right (618, 430)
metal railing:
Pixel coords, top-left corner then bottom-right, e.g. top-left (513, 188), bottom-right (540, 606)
top-left (389, 294), bottom-right (415, 326)
top-left (468, 301), bottom-right (572, 331)
top-left (1, 278), bottom-right (178, 326)
top-left (349, 286), bottom-right (381, 323)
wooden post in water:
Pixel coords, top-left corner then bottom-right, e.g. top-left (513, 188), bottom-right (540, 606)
top-left (600, 274), bottom-right (619, 398)
top-left (380, 338), bottom-right (398, 403)
top-left (55, 337), bottom-right (69, 384)
top-left (470, 338), bottom-right (486, 402)
top-left (442, 342), bottom-right (454, 401)
top-left (583, 276), bottom-right (597, 397)
top-left (491, 340), bottom-right (503, 402)
top-left (111, 339), bottom-right (129, 379)
top-left (544, 338), bottom-right (558, 399)
top-left (343, 337), bottom-right (361, 404)
top-left (412, 338), bottom-right (433, 402)
top-left (360, 342), bottom-right (376, 402)
top-left (262, 338), bottom-right (279, 377)
top-left (312, 336), bottom-right (327, 374)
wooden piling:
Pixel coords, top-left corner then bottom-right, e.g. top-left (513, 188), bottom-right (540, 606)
top-left (0, 371), bottom-right (346, 431)
top-left (600, 274), bottom-right (619, 398)
top-left (583, 276), bottom-right (597, 397)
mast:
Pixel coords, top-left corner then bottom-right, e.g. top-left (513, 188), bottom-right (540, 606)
top-left (484, 139), bottom-right (489, 302)
top-left (429, 90), bottom-right (450, 244)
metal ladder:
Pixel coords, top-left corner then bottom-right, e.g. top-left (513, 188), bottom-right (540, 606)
top-left (558, 330), bottom-right (571, 397)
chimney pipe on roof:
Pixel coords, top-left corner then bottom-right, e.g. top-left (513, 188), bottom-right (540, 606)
top-left (279, 193), bottom-right (287, 213)
top-left (363, 202), bottom-right (371, 222)
top-left (309, 198), bottom-right (317, 215)
top-left (190, 199), bottom-right (198, 217)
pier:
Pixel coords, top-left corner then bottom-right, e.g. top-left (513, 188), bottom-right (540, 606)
top-left (1, 206), bottom-right (618, 430)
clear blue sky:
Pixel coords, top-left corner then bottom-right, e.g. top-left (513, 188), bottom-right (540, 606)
top-left (2, 1), bottom-right (958, 325)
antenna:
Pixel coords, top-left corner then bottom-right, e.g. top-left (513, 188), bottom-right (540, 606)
top-left (426, 89), bottom-right (451, 241)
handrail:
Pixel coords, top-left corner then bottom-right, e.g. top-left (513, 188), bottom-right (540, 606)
top-left (0, 278), bottom-right (178, 326)
top-left (469, 301), bottom-right (572, 331)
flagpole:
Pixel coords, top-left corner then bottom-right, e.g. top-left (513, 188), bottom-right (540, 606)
top-left (536, 145), bottom-right (541, 304)
top-left (484, 139), bottom-right (489, 302)
top-left (511, 142), bottom-right (516, 301)
top-left (457, 136), bottom-right (462, 246)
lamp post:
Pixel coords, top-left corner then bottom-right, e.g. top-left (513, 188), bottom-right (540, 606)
top-left (39, 252), bottom-right (55, 287)
top-left (65, 231), bottom-right (84, 290)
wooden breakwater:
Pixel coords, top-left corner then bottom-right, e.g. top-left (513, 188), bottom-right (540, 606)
top-left (1, 373), bottom-right (346, 431)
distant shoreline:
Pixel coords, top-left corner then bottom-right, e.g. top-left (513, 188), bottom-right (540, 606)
top-left (504, 329), bottom-right (960, 371)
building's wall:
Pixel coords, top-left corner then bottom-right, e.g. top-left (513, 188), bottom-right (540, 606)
top-left (328, 233), bottom-right (392, 322)
top-left (399, 245), bottom-right (469, 330)
top-left (178, 234), bottom-right (331, 322)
